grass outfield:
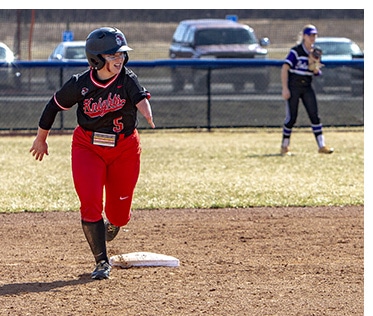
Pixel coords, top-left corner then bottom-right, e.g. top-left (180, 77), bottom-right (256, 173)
top-left (0, 127), bottom-right (364, 212)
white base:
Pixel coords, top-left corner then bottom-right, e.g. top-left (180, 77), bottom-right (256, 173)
top-left (109, 252), bottom-right (180, 269)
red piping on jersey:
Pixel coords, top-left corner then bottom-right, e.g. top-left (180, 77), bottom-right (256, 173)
top-left (53, 94), bottom-right (69, 110)
top-left (90, 69), bottom-right (119, 88)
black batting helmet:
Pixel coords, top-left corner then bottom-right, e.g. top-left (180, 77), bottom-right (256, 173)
top-left (85, 27), bottom-right (132, 70)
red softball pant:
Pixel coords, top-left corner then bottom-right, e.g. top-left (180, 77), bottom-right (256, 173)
top-left (71, 126), bottom-right (141, 226)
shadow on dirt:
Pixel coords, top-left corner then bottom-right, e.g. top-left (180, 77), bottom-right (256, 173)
top-left (0, 273), bottom-right (94, 296)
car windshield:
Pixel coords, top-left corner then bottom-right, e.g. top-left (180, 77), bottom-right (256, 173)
top-left (316, 42), bottom-right (362, 55)
top-left (65, 46), bottom-right (86, 59)
top-left (195, 28), bottom-right (257, 45)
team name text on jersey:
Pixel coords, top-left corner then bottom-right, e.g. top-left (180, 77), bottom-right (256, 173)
top-left (83, 93), bottom-right (126, 118)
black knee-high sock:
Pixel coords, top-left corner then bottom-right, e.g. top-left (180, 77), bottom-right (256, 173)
top-left (81, 219), bottom-right (108, 264)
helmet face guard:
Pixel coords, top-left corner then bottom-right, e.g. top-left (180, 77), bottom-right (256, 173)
top-left (85, 27), bottom-right (132, 70)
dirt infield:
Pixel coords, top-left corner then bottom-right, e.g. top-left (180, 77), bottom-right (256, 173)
top-left (0, 206), bottom-right (363, 315)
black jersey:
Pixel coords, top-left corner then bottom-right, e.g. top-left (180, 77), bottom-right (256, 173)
top-left (39, 67), bottom-right (149, 136)
top-left (284, 43), bottom-right (319, 87)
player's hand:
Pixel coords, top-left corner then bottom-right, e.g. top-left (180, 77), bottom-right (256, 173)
top-left (308, 57), bottom-right (324, 72)
top-left (308, 47), bottom-right (324, 74)
top-left (282, 87), bottom-right (291, 100)
top-left (146, 117), bottom-right (155, 129)
top-left (30, 139), bottom-right (49, 161)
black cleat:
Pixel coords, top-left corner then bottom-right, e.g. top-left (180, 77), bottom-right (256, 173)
top-left (91, 260), bottom-right (111, 280)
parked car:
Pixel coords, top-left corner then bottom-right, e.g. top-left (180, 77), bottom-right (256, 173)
top-left (314, 37), bottom-right (364, 96)
top-left (48, 40), bottom-right (87, 61)
top-left (169, 19), bottom-right (270, 92)
top-left (47, 41), bottom-right (88, 89)
top-left (0, 42), bottom-right (21, 88)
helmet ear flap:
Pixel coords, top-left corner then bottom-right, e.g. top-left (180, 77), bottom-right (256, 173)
top-left (88, 54), bottom-right (106, 70)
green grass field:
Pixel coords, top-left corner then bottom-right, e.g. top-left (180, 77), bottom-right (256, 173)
top-left (0, 127), bottom-right (364, 213)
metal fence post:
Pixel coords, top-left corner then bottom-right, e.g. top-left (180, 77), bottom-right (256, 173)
top-left (207, 67), bottom-right (211, 131)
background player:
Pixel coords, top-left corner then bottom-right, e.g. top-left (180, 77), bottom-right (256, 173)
top-left (30, 26), bottom-right (155, 280)
top-left (280, 24), bottom-right (333, 156)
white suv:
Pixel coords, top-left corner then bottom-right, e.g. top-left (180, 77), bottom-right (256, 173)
top-left (48, 41), bottom-right (87, 62)
top-left (0, 42), bottom-right (20, 88)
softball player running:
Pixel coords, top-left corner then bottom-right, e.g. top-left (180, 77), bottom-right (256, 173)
top-left (30, 27), bottom-right (155, 280)
top-left (280, 24), bottom-right (333, 156)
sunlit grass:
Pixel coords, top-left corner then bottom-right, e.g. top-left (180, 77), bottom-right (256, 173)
top-left (0, 127), bottom-right (364, 212)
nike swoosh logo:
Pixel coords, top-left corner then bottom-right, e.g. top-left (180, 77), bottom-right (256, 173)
top-left (119, 196), bottom-right (129, 200)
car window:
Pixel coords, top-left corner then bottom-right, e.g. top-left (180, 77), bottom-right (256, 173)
top-left (0, 47), bottom-right (6, 60)
top-left (183, 27), bottom-right (195, 44)
top-left (173, 24), bottom-right (189, 43)
top-left (317, 42), bottom-right (360, 55)
top-left (350, 43), bottom-right (363, 55)
top-left (52, 44), bottom-right (64, 58)
top-left (65, 46), bottom-right (86, 59)
top-left (195, 28), bottom-right (257, 46)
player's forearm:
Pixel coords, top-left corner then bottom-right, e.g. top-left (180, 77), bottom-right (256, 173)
top-left (36, 127), bottom-right (50, 141)
top-left (136, 99), bottom-right (155, 128)
top-left (136, 98), bottom-right (152, 119)
top-left (38, 97), bottom-right (61, 130)
top-left (281, 64), bottom-right (289, 89)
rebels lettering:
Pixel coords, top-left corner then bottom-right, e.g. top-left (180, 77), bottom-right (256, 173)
top-left (83, 93), bottom-right (126, 118)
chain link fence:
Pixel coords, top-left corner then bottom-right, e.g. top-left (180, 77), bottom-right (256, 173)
top-left (0, 59), bottom-right (363, 133)
top-left (0, 11), bottom-right (364, 133)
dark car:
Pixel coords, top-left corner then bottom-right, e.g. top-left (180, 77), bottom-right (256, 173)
top-left (0, 42), bottom-right (21, 88)
top-left (314, 37), bottom-right (364, 96)
top-left (169, 19), bottom-right (270, 92)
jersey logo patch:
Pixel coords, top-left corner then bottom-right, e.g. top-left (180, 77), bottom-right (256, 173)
top-left (81, 87), bottom-right (89, 96)
top-left (116, 34), bottom-right (125, 46)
